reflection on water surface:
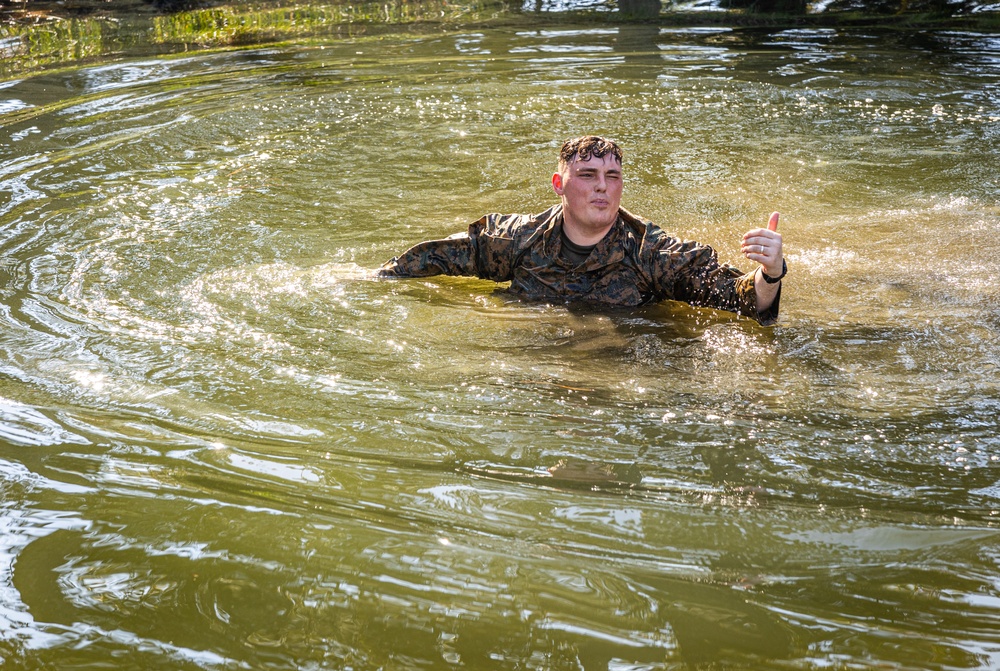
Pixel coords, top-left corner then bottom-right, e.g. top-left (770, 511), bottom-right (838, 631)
top-left (1, 22), bottom-right (1000, 670)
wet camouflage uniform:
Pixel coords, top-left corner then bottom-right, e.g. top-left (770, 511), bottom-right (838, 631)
top-left (378, 205), bottom-right (780, 325)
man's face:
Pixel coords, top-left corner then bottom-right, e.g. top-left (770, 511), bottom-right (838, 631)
top-left (552, 153), bottom-right (623, 238)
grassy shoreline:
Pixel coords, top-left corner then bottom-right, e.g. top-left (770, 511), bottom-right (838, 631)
top-left (2, 0), bottom-right (998, 81)
top-left (5, 0), bottom-right (999, 25)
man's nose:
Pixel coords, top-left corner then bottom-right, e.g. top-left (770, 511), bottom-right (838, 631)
top-left (595, 174), bottom-right (607, 191)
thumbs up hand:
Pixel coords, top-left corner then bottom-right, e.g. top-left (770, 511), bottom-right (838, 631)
top-left (741, 211), bottom-right (784, 280)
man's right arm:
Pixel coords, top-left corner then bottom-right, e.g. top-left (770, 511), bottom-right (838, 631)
top-left (377, 233), bottom-right (478, 278)
top-left (377, 213), bottom-right (526, 280)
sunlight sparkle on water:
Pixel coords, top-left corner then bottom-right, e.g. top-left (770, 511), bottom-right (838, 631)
top-left (1, 26), bottom-right (999, 671)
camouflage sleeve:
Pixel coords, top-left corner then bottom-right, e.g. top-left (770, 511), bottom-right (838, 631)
top-left (377, 214), bottom-right (523, 281)
top-left (377, 234), bottom-right (477, 278)
top-left (651, 238), bottom-right (780, 326)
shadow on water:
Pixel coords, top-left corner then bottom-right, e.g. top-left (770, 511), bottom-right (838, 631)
top-left (11, 521), bottom-right (798, 669)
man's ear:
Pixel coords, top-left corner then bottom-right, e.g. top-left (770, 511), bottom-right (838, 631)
top-left (552, 172), bottom-right (564, 195)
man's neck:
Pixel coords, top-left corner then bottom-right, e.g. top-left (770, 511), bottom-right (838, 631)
top-left (561, 210), bottom-right (617, 247)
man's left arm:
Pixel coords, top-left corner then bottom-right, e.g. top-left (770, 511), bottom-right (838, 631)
top-left (740, 211), bottom-right (785, 316)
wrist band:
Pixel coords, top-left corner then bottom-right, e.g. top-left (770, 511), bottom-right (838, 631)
top-left (762, 259), bottom-right (787, 284)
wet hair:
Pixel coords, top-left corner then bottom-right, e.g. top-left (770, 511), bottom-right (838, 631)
top-left (558, 136), bottom-right (623, 172)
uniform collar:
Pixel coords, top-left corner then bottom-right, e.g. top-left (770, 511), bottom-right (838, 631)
top-left (542, 205), bottom-right (628, 269)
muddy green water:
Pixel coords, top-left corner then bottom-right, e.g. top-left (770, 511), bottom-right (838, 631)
top-left (2, 23), bottom-right (1000, 670)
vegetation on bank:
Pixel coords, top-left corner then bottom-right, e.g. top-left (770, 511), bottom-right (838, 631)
top-left (1, 0), bottom-right (998, 80)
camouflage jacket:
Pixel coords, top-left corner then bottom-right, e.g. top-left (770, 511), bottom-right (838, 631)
top-left (378, 205), bottom-right (779, 325)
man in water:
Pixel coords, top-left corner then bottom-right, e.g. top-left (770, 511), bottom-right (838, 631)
top-left (377, 135), bottom-right (785, 325)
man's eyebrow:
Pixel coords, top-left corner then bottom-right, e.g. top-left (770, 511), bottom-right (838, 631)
top-left (573, 164), bottom-right (621, 176)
